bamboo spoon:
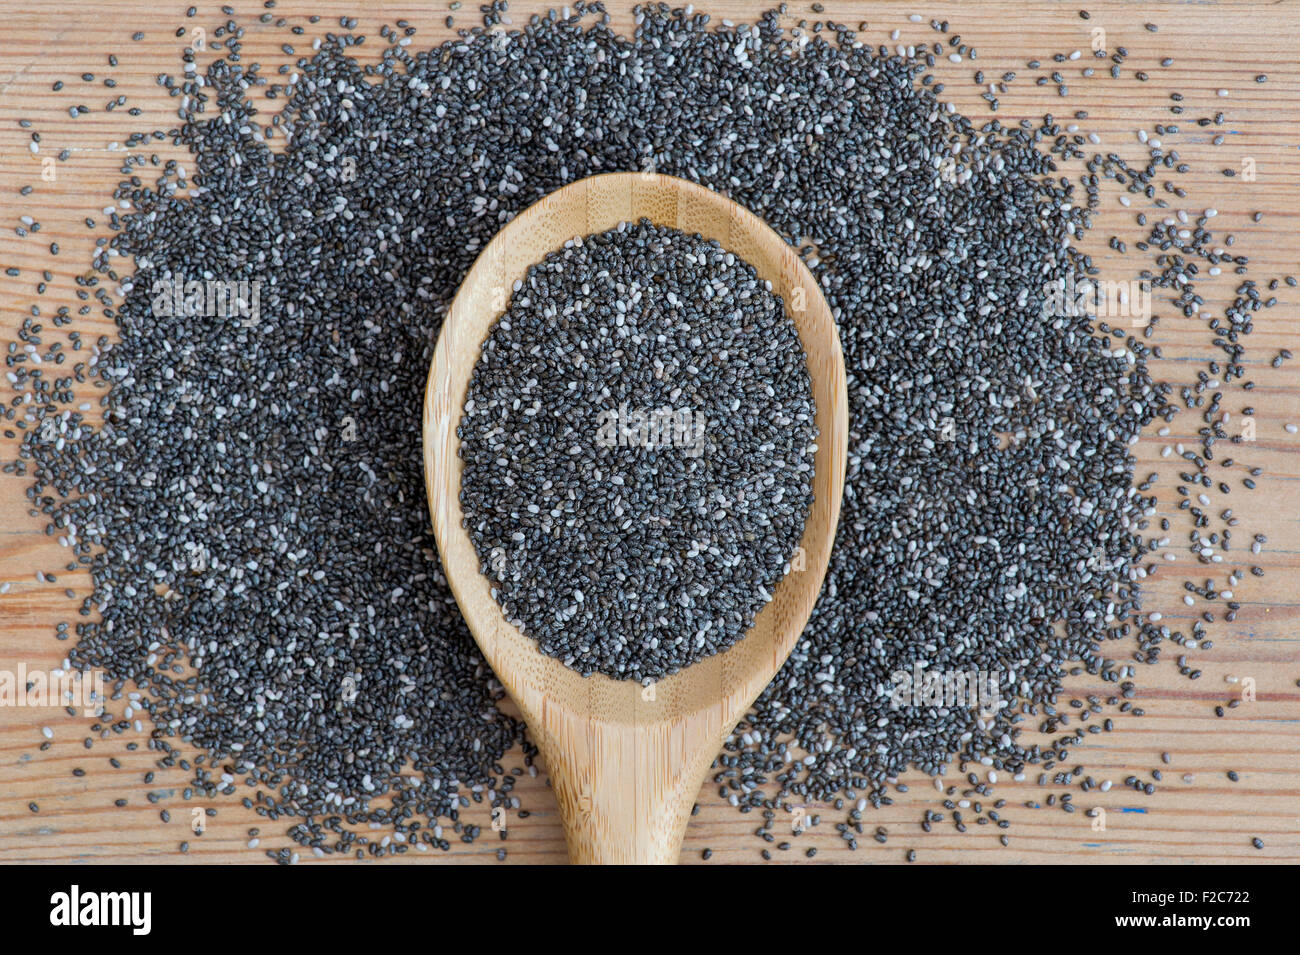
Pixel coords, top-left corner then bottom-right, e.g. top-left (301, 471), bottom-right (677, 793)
top-left (423, 172), bottom-right (847, 864)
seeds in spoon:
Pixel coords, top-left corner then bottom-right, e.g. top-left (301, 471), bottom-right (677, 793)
top-left (459, 220), bottom-right (817, 683)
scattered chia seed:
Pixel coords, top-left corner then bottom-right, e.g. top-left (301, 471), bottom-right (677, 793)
top-left (6, 1), bottom-right (1290, 863)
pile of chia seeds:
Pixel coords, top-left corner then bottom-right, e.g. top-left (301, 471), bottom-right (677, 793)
top-left (5, 1), bottom-right (1290, 861)
top-left (458, 220), bottom-right (816, 682)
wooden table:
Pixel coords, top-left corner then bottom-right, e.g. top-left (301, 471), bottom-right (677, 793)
top-left (2, 0), bottom-right (1298, 864)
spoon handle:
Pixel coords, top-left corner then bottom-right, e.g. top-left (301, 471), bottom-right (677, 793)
top-left (531, 704), bottom-right (728, 864)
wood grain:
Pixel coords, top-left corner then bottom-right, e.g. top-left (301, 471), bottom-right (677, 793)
top-left (1, 0), bottom-right (1299, 864)
top-left (423, 172), bottom-right (846, 862)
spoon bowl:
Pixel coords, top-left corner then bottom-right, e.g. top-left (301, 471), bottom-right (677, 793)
top-left (424, 172), bottom-right (847, 864)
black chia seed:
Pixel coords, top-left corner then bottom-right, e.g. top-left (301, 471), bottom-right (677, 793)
top-left (5, 1), bottom-right (1290, 861)
top-left (458, 220), bottom-right (815, 681)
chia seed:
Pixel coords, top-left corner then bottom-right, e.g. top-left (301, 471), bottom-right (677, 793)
top-left (458, 220), bottom-right (816, 681)
top-left (6, 1), bottom-right (1289, 863)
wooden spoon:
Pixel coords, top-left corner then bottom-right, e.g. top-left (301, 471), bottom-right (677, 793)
top-left (423, 172), bottom-right (847, 864)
